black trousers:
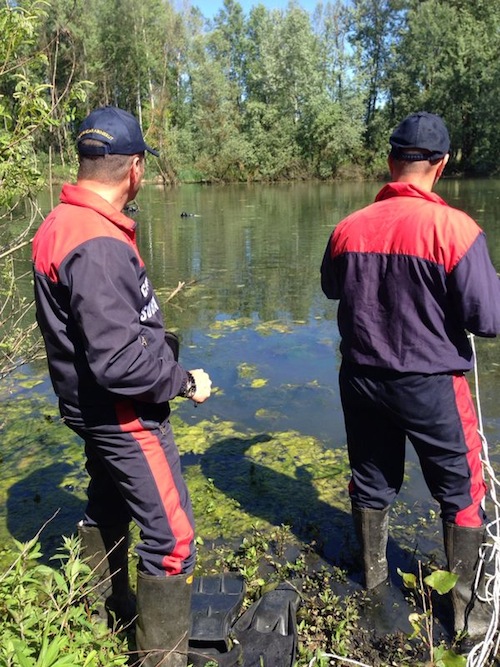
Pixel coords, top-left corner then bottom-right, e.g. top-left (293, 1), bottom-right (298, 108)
top-left (61, 398), bottom-right (196, 576)
top-left (339, 362), bottom-right (486, 527)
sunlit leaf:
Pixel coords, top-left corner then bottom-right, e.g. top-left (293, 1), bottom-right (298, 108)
top-left (424, 570), bottom-right (459, 595)
top-left (397, 568), bottom-right (417, 589)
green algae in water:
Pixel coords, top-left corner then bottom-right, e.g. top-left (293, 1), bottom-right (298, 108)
top-left (237, 362), bottom-right (258, 379)
top-left (206, 316), bottom-right (293, 339)
top-left (250, 378), bottom-right (268, 388)
top-left (255, 320), bottom-right (293, 335)
top-left (236, 363), bottom-right (268, 388)
top-left (0, 392), bottom-right (87, 562)
top-left (172, 411), bottom-right (352, 543)
top-left (255, 408), bottom-right (282, 420)
top-left (2, 381), bottom-right (357, 573)
top-left (209, 317), bottom-right (253, 333)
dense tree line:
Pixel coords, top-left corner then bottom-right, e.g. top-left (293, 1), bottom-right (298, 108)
top-left (1, 0), bottom-right (500, 372)
top-left (4, 0), bottom-right (500, 371)
top-left (8, 0), bottom-right (500, 184)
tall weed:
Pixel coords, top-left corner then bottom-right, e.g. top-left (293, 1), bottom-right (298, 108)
top-left (0, 532), bottom-right (128, 666)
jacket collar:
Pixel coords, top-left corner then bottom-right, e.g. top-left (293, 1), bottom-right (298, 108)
top-left (60, 183), bottom-right (137, 234)
top-left (375, 181), bottom-right (447, 206)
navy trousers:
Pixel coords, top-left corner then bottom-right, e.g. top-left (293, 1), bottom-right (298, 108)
top-left (61, 398), bottom-right (196, 576)
top-left (339, 362), bottom-right (486, 527)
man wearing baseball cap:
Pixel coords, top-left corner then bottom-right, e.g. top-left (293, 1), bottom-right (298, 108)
top-left (33, 106), bottom-right (211, 666)
top-left (321, 112), bottom-right (500, 645)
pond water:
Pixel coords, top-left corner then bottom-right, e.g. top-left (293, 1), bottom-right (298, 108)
top-left (3, 178), bottom-right (500, 578)
top-left (138, 177), bottom-right (500, 456)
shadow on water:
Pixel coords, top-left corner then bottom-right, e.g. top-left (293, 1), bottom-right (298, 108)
top-left (6, 462), bottom-right (85, 563)
top-left (5, 439), bottom-right (452, 638)
top-left (197, 434), bottom-right (344, 555)
top-left (200, 434), bottom-right (405, 568)
top-left (196, 432), bottom-right (439, 637)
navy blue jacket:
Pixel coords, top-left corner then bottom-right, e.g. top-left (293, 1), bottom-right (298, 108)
top-left (321, 182), bottom-right (500, 373)
top-left (32, 184), bottom-right (187, 416)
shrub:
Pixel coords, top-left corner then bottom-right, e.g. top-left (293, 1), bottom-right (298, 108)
top-left (0, 532), bottom-right (128, 667)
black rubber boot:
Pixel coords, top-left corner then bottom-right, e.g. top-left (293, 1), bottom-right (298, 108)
top-left (443, 523), bottom-right (492, 641)
top-left (135, 570), bottom-right (193, 667)
top-left (77, 522), bottom-right (136, 628)
top-left (352, 505), bottom-right (390, 589)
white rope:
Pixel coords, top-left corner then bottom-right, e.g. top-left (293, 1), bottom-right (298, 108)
top-left (309, 337), bottom-right (499, 667)
top-left (466, 334), bottom-right (500, 667)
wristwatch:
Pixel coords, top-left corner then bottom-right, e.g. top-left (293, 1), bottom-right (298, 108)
top-left (180, 371), bottom-right (196, 399)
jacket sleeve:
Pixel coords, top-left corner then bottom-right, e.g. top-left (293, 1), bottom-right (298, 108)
top-left (320, 235), bottom-right (341, 300)
top-left (60, 236), bottom-right (187, 402)
top-left (448, 232), bottom-right (500, 337)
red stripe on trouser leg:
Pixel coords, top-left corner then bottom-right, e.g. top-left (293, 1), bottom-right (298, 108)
top-left (452, 375), bottom-right (487, 527)
top-left (115, 402), bottom-right (194, 575)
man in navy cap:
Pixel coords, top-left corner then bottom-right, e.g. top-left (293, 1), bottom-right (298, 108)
top-left (321, 111), bottom-right (500, 644)
top-left (33, 107), bottom-right (211, 666)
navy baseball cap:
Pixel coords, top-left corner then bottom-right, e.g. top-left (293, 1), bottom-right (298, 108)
top-left (389, 111), bottom-right (450, 161)
top-left (77, 106), bottom-right (159, 157)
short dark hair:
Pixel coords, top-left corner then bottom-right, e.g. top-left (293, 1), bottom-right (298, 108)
top-left (77, 139), bottom-right (143, 182)
top-left (390, 157), bottom-right (440, 176)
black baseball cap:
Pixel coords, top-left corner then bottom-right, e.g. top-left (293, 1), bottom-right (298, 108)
top-left (77, 106), bottom-right (159, 157)
top-left (389, 111), bottom-right (450, 161)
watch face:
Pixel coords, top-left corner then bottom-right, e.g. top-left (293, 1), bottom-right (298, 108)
top-left (181, 372), bottom-right (196, 399)
top-left (187, 373), bottom-right (196, 398)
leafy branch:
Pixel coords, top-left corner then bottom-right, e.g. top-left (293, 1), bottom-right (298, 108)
top-left (398, 563), bottom-right (465, 667)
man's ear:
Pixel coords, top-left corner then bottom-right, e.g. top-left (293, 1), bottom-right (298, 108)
top-left (388, 154), bottom-right (399, 179)
top-left (130, 155), bottom-right (144, 182)
top-left (434, 154), bottom-right (450, 182)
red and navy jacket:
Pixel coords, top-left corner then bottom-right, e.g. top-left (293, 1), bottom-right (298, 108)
top-left (321, 182), bottom-right (500, 373)
top-left (32, 184), bottom-right (188, 415)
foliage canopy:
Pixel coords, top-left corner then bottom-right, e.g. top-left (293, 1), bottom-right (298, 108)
top-left (8, 0), bottom-right (500, 184)
top-left (2, 0), bottom-right (500, 372)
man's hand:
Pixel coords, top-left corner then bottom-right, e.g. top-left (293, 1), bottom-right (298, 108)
top-left (188, 368), bottom-right (212, 403)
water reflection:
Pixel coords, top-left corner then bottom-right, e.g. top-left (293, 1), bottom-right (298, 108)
top-left (5, 179), bottom-right (500, 564)
top-left (136, 182), bottom-right (380, 328)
